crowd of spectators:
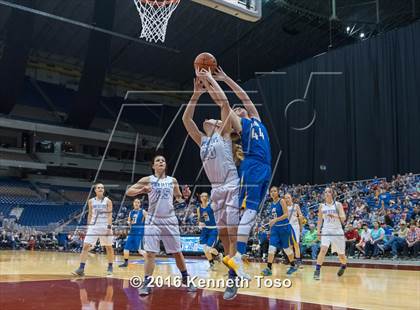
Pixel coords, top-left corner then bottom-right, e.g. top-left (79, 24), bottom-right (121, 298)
top-left (1, 173), bottom-right (419, 261)
top-left (251, 173), bottom-right (420, 260)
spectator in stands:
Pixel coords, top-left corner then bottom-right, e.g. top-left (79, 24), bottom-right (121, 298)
top-left (378, 201), bottom-right (386, 222)
top-left (355, 203), bottom-right (365, 217)
top-left (404, 222), bottom-right (419, 258)
top-left (380, 222), bottom-right (393, 244)
top-left (365, 221), bottom-right (385, 258)
top-left (69, 232), bottom-right (82, 252)
top-left (345, 224), bottom-right (360, 257)
top-left (356, 223), bottom-right (371, 257)
top-left (383, 220), bottom-right (408, 259)
top-left (10, 231), bottom-right (18, 250)
top-left (393, 208), bottom-right (403, 226)
top-left (300, 223), bottom-right (319, 259)
top-left (369, 211), bottom-right (379, 225)
top-left (307, 210), bottom-right (316, 225)
top-left (28, 235), bottom-right (36, 251)
top-left (384, 209), bottom-right (394, 227)
top-left (0, 230), bottom-right (9, 248)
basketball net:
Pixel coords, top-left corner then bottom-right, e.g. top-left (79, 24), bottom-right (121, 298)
top-left (133, 0), bottom-right (180, 43)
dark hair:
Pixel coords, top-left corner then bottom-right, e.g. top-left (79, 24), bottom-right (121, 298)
top-left (152, 154), bottom-right (166, 164)
top-left (151, 154), bottom-right (166, 172)
top-left (94, 182), bottom-right (104, 189)
top-left (92, 182), bottom-right (107, 198)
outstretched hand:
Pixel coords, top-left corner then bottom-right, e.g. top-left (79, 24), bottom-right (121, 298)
top-left (195, 67), bottom-right (214, 81)
top-left (193, 78), bottom-right (206, 96)
top-left (213, 66), bottom-right (227, 82)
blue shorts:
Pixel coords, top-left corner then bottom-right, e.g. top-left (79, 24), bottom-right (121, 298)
top-left (124, 234), bottom-right (143, 252)
top-left (269, 224), bottom-right (297, 250)
top-left (199, 228), bottom-right (218, 247)
top-left (239, 159), bottom-right (271, 211)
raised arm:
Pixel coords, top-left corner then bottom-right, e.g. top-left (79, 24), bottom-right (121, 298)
top-left (199, 69), bottom-right (242, 134)
top-left (182, 79), bottom-right (205, 146)
top-left (200, 71), bottom-right (232, 136)
top-left (214, 66), bottom-right (260, 120)
top-left (126, 176), bottom-right (151, 197)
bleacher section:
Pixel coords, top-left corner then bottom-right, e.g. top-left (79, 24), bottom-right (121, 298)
top-left (17, 203), bottom-right (83, 226)
top-left (56, 187), bottom-right (90, 203)
top-left (0, 179), bottom-right (42, 204)
top-left (1, 175), bottom-right (418, 230)
top-left (0, 178), bottom-right (87, 227)
top-left (7, 78), bottom-right (162, 136)
top-left (0, 151), bottom-right (39, 162)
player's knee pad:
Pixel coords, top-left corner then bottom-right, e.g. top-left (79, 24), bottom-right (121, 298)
top-left (237, 209), bottom-right (257, 238)
top-left (284, 247), bottom-right (293, 256)
top-left (268, 245), bottom-right (277, 254)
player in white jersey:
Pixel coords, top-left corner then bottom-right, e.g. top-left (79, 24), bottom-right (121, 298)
top-left (314, 187), bottom-right (347, 280)
top-left (285, 193), bottom-right (304, 267)
top-left (183, 71), bottom-right (242, 298)
top-left (126, 155), bottom-right (196, 296)
top-left (72, 183), bottom-right (114, 277)
top-left (183, 73), bottom-right (241, 254)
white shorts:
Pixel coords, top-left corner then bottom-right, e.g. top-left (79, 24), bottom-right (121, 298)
top-left (210, 181), bottom-right (240, 229)
top-left (143, 216), bottom-right (181, 254)
top-left (321, 229), bottom-right (345, 255)
top-left (291, 223), bottom-right (300, 244)
top-left (84, 227), bottom-right (113, 246)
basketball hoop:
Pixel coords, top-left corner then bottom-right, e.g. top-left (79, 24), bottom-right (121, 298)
top-left (133, 0), bottom-right (180, 43)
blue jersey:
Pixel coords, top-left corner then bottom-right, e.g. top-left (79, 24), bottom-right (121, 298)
top-left (197, 203), bottom-right (217, 228)
top-left (240, 117), bottom-right (271, 165)
top-left (129, 209), bottom-right (144, 235)
top-left (270, 200), bottom-right (289, 227)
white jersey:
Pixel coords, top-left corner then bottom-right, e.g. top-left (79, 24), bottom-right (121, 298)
top-left (89, 197), bottom-right (110, 227)
top-left (287, 203), bottom-right (299, 227)
top-left (200, 132), bottom-right (239, 188)
top-left (147, 175), bottom-right (175, 219)
top-left (321, 201), bottom-right (344, 233)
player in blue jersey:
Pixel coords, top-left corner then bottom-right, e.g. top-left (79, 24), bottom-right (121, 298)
top-left (197, 192), bottom-right (221, 270)
top-left (211, 67), bottom-right (272, 280)
top-left (119, 198), bottom-right (147, 267)
top-left (261, 187), bottom-right (298, 276)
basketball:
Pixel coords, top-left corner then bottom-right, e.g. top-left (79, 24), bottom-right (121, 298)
top-left (194, 52), bottom-right (218, 73)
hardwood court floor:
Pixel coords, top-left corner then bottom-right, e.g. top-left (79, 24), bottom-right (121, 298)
top-left (0, 250), bottom-right (419, 310)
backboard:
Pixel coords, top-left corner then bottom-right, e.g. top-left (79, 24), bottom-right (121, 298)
top-left (193, 0), bottom-right (262, 22)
